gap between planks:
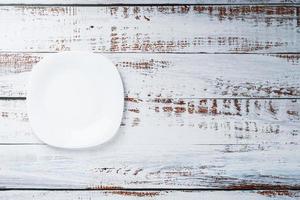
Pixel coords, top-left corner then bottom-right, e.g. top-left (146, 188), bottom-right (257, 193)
top-left (0, 190), bottom-right (299, 200)
top-left (1, 97), bottom-right (299, 100)
top-left (0, 52), bottom-right (300, 55)
top-left (1, 188), bottom-right (300, 191)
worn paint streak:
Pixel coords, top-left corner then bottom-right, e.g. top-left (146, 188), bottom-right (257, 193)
top-left (124, 97), bottom-right (142, 103)
top-left (0, 110), bottom-right (28, 122)
top-left (0, 53), bottom-right (171, 72)
top-left (133, 168), bottom-right (143, 176)
top-left (132, 117), bottom-right (140, 127)
top-left (108, 191), bottom-right (160, 197)
top-left (103, 5), bottom-right (297, 53)
top-left (0, 99), bottom-right (298, 139)
top-left (0, 53), bottom-right (295, 74)
top-left (92, 168), bottom-right (144, 176)
top-left (115, 59), bottom-right (170, 69)
top-left (128, 108), bottom-right (140, 113)
top-left (287, 110), bottom-right (299, 116)
top-left (150, 98), bottom-right (296, 117)
top-left (0, 54), bottom-right (40, 73)
top-left (19, 6), bottom-right (68, 16)
top-left (257, 190), bottom-right (297, 197)
top-left (110, 36), bottom-right (289, 53)
top-left (152, 6), bottom-right (297, 16)
top-left (90, 185), bottom-right (123, 190)
top-left (162, 106), bottom-right (173, 112)
top-left (215, 78), bottom-right (300, 97)
top-left (165, 171), bottom-right (192, 176)
top-left (110, 26), bottom-right (119, 52)
top-left (125, 2), bottom-right (295, 51)
top-left (112, 98), bottom-right (297, 135)
top-left (225, 184), bottom-right (296, 190)
top-left (272, 54), bottom-right (300, 65)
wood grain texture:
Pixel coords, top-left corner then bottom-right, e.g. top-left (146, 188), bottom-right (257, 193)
top-left (0, 5), bottom-right (299, 53)
top-left (0, 97), bottom-right (299, 188)
top-left (0, 0), bottom-right (299, 5)
top-left (0, 98), bottom-right (299, 144)
top-left (0, 53), bottom-right (299, 98)
top-left (0, 143), bottom-right (299, 188)
top-left (0, 190), bottom-right (299, 199)
top-left (0, 0), bottom-right (299, 194)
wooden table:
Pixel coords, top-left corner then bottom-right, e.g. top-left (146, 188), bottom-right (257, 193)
top-left (0, 0), bottom-right (299, 199)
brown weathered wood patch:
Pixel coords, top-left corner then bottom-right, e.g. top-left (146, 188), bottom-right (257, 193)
top-left (0, 98), bottom-right (299, 145)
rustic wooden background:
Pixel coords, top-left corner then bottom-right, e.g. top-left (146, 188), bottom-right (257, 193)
top-left (0, 0), bottom-right (300, 199)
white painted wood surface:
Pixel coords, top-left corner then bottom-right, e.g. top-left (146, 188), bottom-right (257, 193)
top-left (0, 6), bottom-right (298, 53)
top-left (0, 0), bottom-right (299, 4)
top-left (0, 53), bottom-right (299, 98)
top-left (0, 2), bottom-right (299, 198)
top-left (0, 99), bottom-right (299, 144)
top-left (1, 190), bottom-right (299, 199)
top-left (0, 144), bottom-right (299, 188)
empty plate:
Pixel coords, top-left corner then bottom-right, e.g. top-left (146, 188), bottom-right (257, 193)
top-left (27, 51), bottom-right (124, 149)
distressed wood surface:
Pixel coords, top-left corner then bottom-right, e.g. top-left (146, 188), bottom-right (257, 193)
top-left (0, 6), bottom-right (299, 53)
top-left (1, 190), bottom-right (299, 199)
top-left (0, 0), bottom-right (299, 5)
top-left (0, 0), bottom-right (299, 196)
top-left (0, 143), bottom-right (299, 189)
top-left (0, 53), bottom-right (299, 98)
top-left (0, 99), bottom-right (299, 144)
top-left (0, 99), bottom-right (299, 188)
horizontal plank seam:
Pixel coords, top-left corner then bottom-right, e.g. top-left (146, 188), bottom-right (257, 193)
top-left (0, 143), bottom-right (294, 146)
top-left (0, 52), bottom-right (299, 55)
top-left (1, 97), bottom-right (299, 100)
top-left (0, 97), bottom-right (26, 100)
top-left (0, 3), bottom-right (299, 7)
top-left (1, 188), bottom-right (300, 191)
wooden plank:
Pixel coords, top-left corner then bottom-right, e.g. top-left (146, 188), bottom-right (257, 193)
top-left (0, 190), bottom-right (299, 200)
top-left (0, 6), bottom-right (298, 53)
top-left (0, 98), bottom-right (299, 144)
top-left (0, 0), bottom-right (299, 5)
top-left (0, 53), bottom-right (299, 98)
top-left (0, 143), bottom-right (299, 189)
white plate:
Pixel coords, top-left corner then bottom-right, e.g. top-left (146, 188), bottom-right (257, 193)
top-left (27, 51), bottom-right (124, 149)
